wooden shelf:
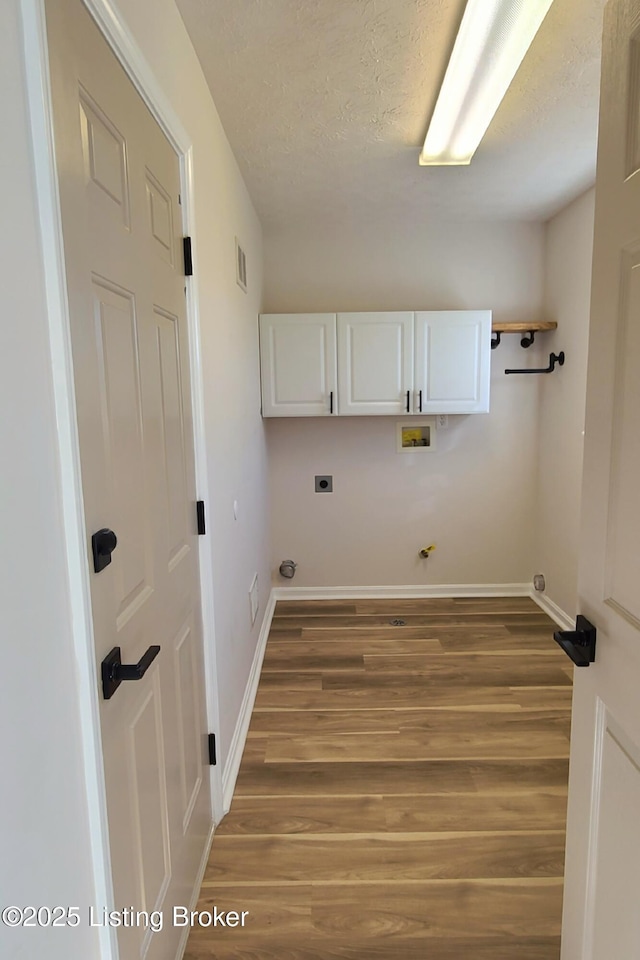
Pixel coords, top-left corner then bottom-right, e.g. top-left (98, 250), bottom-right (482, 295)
top-left (492, 321), bottom-right (557, 333)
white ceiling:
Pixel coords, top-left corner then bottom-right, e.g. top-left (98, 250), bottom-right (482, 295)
top-left (175, 0), bottom-right (607, 229)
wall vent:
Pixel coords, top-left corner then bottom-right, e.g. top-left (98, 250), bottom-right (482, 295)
top-left (236, 237), bottom-right (247, 292)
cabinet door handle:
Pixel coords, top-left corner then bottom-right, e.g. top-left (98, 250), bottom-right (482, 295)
top-left (329, 391), bottom-right (334, 414)
top-left (419, 390), bottom-right (423, 413)
top-left (406, 390), bottom-right (410, 413)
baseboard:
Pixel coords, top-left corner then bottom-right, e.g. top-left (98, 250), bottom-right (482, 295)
top-left (175, 818), bottom-right (215, 960)
top-left (273, 583), bottom-right (532, 601)
top-left (221, 589), bottom-right (276, 814)
top-left (530, 589), bottom-right (574, 631)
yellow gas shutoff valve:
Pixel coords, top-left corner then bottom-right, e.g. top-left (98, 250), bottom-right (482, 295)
top-left (419, 544), bottom-right (436, 558)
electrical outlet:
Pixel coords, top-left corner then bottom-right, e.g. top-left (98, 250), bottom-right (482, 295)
top-left (436, 414), bottom-right (449, 429)
top-left (315, 475), bottom-right (333, 493)
top-left (249, 574), bottom-right (259, 625)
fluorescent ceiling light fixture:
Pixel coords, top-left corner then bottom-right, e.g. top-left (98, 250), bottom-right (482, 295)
top-left (420, 0), bottom-right (555, 166)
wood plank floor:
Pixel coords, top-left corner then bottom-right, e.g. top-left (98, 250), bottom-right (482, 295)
top-left (184, 597), bottom-right (572, 960)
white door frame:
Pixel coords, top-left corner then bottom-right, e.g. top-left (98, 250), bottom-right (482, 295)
top-left (20, 2), bottom-right (224, 957)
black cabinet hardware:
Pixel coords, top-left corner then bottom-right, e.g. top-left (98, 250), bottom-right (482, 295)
top-left (553, 615), bottom-right (596, 667)
top-left (330, 391), bottom-right (334, 414)
top-left (101, 645), bottom-right (161, 700)
top-left (406, 390), bottom-right (410, 412)
top-left (418, 389), bottom-right (423, 412)
top-left (92, 528), bottom-right (117, 573)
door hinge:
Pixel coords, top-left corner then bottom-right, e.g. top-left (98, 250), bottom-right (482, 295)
top-left (208, 733), bottom-right (217, 766)
top-left (196, 500), bottom-right (206, 535)
top-left (183, 236), bottom-right (193, 276)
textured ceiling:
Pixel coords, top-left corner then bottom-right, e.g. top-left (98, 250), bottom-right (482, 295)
top-left (175, 0), bottom-right (607, 228)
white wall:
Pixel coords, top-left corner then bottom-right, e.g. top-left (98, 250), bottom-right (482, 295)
top-left (0, 3), bottom-right (99, 956)
top-left (534, 188), bottom-right (595, 619)
top-left (264, 220), bottom-right (546, 588)
top-left (112, 0), bottom-right (270, 767)
top-left (1, 0), bottom-right (269, 955)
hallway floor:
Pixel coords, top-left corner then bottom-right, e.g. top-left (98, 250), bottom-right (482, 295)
top-left (185, 597), bottom-right (572, 959)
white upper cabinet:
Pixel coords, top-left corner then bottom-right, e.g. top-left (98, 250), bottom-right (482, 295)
top-left (415, 311), bottom-right (491, 414)
top-left (337, 312), bottom-right (414, 416)
top-left (259, 313), bottom-right (337, 417)
top-left (259, 310), bottom-right (491, 417)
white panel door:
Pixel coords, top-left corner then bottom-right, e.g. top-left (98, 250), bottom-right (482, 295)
top-left (337, 312), bottom-right (414, 415)
top-left (46, 2), bottom-right (212, 959)
top-left (561, 2), bottom-right (640, 958)
top-left (415, 311), bottom-right (491, 413)
top-left (259, 313), bottom-right (337, 416)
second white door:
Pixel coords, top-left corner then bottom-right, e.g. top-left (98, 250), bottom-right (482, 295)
top-left (337, 311), bottom-right (414, 415)
top-left (415, 310), bottom-right (491, 414)
top-left (259, 313), bottom-right (337, 416)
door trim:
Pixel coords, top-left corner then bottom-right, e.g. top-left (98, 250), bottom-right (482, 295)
top-left (20, 4), bottom-right (223, 958)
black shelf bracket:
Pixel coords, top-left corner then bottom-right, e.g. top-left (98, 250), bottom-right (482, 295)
top-left (520, 330), bottom-right (536, 348)
top-left (491, 331), bottom-right (502, 350)
top-left (505, 351), bottom-right (565, 375)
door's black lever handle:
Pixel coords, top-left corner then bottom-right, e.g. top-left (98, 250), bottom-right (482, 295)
top-left (101, 645), bottom-right (161, 699)
top-left (553, 615), bottom-right (596, 667)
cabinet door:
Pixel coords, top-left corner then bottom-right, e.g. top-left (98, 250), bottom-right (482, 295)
top-left (337, 312), bottom-right (414, 416)
top-left (259, 314), bottom-right (337, 417)
top-left (415, 311), bottom-right (491, 413)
